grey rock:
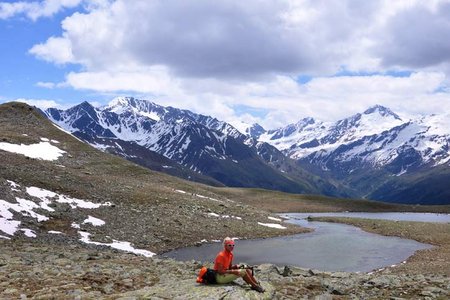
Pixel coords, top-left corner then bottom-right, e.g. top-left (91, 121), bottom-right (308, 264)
top-left (314, 294), bottom-right (333, 300)
top-left (102, 283), bottom-right (115, 294)
top-left (280, 266), bottom-right (293, 277)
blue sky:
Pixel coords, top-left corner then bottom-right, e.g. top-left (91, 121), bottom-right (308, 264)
top-left (1, 0), bottom-right (450, 129)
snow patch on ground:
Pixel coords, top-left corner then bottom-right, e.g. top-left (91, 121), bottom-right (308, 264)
top-left (1, 180), bottom-right (156, 258)
top-left (71, 223), bottom-right (81, 229)
top-left (0, 141), bottom-right (66, 160)
top-left (195, 194), bottom-right (223, 203)
top-left (26, 186), bottom-right (112, 209)
top-left (78, 231), bottom-right (155, 257)
top-left (257, 222), bottom-right (287, 229)
top-left (207, 212), bottom-right (242, 220)
top-left (0, 182), bottom-right (111, 238)
top-left (21, 228), bottom-right (36, 238)
top-left (0, 217), bottom-right (21, 236)
top-left (83, 215), bottom-right (106, 227)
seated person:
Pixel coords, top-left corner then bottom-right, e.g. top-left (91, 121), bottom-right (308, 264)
top-left (214, 237), bottom-right (265, 293)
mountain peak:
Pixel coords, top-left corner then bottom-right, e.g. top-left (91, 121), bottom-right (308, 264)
top-left (245, 123), bottom-right (266, 139)
top-left (103, 97), bottom-right (162, 116)
top-left (364, 105), bottom-right (402, 120)
top-left (295, 117), bottom-right (316, 127)
top-left (67, 101), bottom-right (96, 115)
top-left (106, 97), bottom-right (137, 108)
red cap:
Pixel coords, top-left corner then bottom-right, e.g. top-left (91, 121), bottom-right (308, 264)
top-left (224, 239), bottom-right (235, 246)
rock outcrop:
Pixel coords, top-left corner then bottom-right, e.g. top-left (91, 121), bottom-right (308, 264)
top-left (1, 240), bottom-right (449, 299)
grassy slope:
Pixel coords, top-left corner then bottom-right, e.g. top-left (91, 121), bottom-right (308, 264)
top-left (0, 102), bottom-right (307, 253)
top-left (369, 164), bottom-right (450, 205)
top-left (206, 187), bottom-right (450, 213)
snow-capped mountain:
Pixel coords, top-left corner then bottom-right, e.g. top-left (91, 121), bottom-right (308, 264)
top-left (257, 105), bottom-right (450, 175)
top-left (259, 105), bottom-right (405, 159)
top-left (45, 97), bottom-right (320, 194)
top-left (252, 105), bottom-right (450, 204)
top-left (44, 99), bottom-right (450, 204)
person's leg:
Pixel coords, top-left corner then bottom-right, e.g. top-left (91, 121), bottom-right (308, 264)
top-left (215, 273), bottom-right (240, 284)
top-left (243, 269), bottom-right (262, 287)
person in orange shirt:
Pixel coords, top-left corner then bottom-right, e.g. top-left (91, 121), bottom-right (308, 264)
top-left (214, 237), bottom-right (265, 293)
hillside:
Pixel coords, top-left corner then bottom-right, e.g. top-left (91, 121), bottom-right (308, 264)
top-left (0, 102), bottom-right (308, 253)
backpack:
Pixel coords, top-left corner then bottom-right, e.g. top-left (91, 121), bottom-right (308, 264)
top-left (196, 267), bottom-right (217, 284)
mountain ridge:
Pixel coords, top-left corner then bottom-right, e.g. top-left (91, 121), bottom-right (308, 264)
top-left (42, 98), bottom-right (450, 204)
top-left (44, 97), bottom-right (324, 195)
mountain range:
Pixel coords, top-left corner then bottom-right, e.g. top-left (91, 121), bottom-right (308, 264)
top-left (43, 98), bottom-right (450, 205)
top-left (253, 105), bottom-right (450, 204)
top-left (44, 98), bottom-right (334, 196)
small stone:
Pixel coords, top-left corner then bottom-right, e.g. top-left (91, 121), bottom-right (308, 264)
top-left (308, 269), bottom-right (320, 276)
top-left (420, 290), bottom-right (433, 297)
top-left (122, 279), bottom-right (134, 288)
top-left (423, 286), bottom-right (445, 294)
top-left (314, 294), bottom-right (333, 300)
top-left (281, 266), bottom-right (292, 277)
top-left (102, 283), bottom-right (115, 294)
top-left (0, 257), bottom-right (7, 267)
top-left (3, 288), bottom-right (18, 294)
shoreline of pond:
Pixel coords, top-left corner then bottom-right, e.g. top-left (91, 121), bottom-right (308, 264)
top-left (308, 215), bottom-right (450, 275)
top-left (163, 213), bottom-right (442, 273)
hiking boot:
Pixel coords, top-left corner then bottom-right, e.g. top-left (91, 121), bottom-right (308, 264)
top-left (251, 285), bottom-right (265, 293)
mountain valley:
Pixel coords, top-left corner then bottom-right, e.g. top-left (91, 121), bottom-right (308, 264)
top-left (42, 98), bottom-right (450, 205)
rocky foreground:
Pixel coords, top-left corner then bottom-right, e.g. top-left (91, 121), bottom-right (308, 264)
top-left (1, 239), bottom-right (449, 300)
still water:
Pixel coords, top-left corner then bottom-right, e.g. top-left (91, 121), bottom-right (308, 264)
top-left (163, 213), bottom-right (441, 272)
top-left (283, 212), bottom-right (450, 223)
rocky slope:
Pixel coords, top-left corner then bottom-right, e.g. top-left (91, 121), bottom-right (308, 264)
top-left (1, 240), bottom-right (449, 299)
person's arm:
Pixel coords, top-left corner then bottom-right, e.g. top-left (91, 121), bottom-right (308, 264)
top-left (216, 262), bottom-right (241, 275)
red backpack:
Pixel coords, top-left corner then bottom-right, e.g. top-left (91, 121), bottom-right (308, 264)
top-left (196, 266), bottom-right (217, 284)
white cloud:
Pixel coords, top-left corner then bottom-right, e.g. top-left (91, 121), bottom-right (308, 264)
top-left (374, 1), bottom-right (450, 70)
top-left (64, 66), bottom-right (177, 94)
top-left (13, 98), bottom-right (71, 110)
top-left (29, 36), bottom-right (75, 65)
top-left (54, 69), bottom-right (450, 129)
top-left (23, 0), bottom-right (450, 129)
top-left (0, 0), bottom-right (83, 21)
top-left (30, 0), bottom-right (381, 77)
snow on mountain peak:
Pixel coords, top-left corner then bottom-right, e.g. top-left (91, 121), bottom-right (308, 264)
top-left (364, 104), bottom-right (402, 121)
top-left (103, 97), bottom-right (162, 121)
top-left (106, 96), bottom-right (133, 107)
top-left (260, 105), bottom-right (408, 160)
top-left (104, 97), bottom-right (135, 114)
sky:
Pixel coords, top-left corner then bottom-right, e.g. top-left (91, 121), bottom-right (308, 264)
top-left (1, 0), bottom-right (450, 129)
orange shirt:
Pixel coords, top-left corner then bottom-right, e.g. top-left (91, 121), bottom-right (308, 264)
top-left (214, 250), bottom-right (233, 271)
